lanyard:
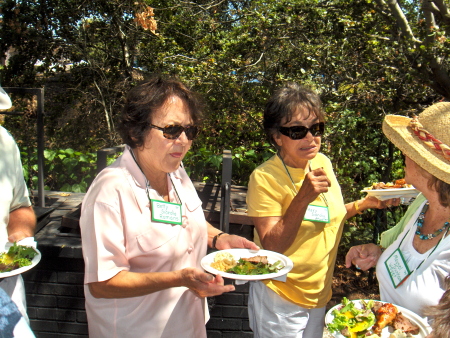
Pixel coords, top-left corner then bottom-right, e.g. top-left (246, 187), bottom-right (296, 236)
top-left (130, 149), bottom-right (182, 204)
top-left (395, 214), bottom-right (450, 280)
top-left (130, 149), bottom-right (185, 225)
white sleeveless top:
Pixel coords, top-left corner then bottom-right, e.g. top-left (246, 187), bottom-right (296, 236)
top-left (376, 199), bottom-right (450, 318)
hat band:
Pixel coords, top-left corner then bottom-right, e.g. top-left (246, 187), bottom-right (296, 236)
top-left (409, 116), bottom-right (450, 161)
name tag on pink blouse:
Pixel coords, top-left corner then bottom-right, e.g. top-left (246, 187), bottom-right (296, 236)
top-left (151, 199), bottom-right (182, 225)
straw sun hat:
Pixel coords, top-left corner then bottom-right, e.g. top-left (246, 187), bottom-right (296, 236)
top-left (382, 102), bottom-right (450, 185)
top-left (0, 86), bottom-right (12, 110)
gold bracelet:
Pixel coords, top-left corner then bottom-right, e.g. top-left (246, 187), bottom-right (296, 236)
top-left (354, 200), bottom-right (363, 214)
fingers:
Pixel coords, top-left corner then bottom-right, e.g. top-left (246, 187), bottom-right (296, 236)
top-left (197, 272), bottom-right (214, 283)
top-left (392, 198), bottom-right (401, 206)
top-left (345, 249), bottom-right (357, 268)
top-left (217, 234), bottom-right (260, 251)
top-left (345, 244), bottom-right (381, 270)
top-left (244, 240), bottom-right (260, 251)
top-left (7, 231), bottom-right (29, 243)
top-left (214, 274), bottom-right (235, 292)
top-left (377, 198), bottom-right (401, 209)
top-left (301, 168), bottom-right (331, 196)
top-left (345, 246), bottom-right (361, 268)
top-left (345, 245), bottom-right (369, 268)
top-left (310, 168), bottom-right (332, 187)
top-left (185, 269), bottom-right (235, 298)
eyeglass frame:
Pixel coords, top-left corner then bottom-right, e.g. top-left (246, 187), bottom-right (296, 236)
top-left (278, 122), bottom-right (325, 140)
top-left (148, 123), bottom-right (199, 140)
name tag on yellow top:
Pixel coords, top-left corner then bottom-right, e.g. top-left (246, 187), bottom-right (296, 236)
top-left (304, 204), bottom-right (329, 223)
top-left (151, 199), bottom-right (182, 225)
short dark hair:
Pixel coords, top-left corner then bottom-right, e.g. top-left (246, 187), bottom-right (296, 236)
top-left (415, 164), bottom-right (450, 207)
top-left (118, 76), bottom-right (203, 148)
top-left (429, 176), bottom-right (450, 208)
top-left (263, 82), bottom-right (325, 148)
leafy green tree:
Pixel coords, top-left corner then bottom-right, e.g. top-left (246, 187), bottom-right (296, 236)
top-left (0, 0), bottom-right (446, 216)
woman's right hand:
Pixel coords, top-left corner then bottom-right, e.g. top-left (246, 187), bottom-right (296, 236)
top-left (298, 168), bottom-right (331, 204)
top-left (345, 243), bottom-right (382, 271)
top-left (180, 267), bottom-right (235, 298)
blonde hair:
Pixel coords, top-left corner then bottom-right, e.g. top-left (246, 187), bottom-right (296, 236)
top-left (423, 275), bottom-right (450, 338)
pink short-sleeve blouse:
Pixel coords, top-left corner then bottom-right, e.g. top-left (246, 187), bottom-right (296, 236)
top-left (80, 146), bottom-right (208, 338)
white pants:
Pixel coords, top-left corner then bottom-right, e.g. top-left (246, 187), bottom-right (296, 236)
top-left (248, 281), bottom-right (325, 338)
top-left (0, 275), bottom-right (29, 324)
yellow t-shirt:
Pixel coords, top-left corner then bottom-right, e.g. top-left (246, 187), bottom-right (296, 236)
top-left (246, 153), bottom-right (347, 308)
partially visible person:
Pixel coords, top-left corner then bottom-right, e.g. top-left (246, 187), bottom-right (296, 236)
top-left (0, 287), bottom-right (35, 337)
top-left (0, 86), bottom-right (37, 323)
top-left (80, 77), bottom-right (259, 338)
top-left (346, 102), bottom-right (450, 319)
top-left (424, 274), bottom-right (450, 338)
top-left (246, 82), bottom-right (395, 338)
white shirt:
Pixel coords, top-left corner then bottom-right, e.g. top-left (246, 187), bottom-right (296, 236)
top-left (0, 126), bottom-right (31, 244)
top-left (0, 126), bottom-right (32, 322)
top-left (377, 199), bottom-right (450, 317)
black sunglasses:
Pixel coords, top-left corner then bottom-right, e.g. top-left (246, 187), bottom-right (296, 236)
top-left (149, 124), bottom-right (199, 140)
top-left (278, 122), bottom-right (325, 140)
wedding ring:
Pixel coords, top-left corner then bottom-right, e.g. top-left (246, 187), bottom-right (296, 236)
top-left (356, 265), bottom-right (361, 270)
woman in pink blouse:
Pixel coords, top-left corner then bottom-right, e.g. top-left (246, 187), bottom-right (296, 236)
top-left (80, 77), bottom-right (258, 338)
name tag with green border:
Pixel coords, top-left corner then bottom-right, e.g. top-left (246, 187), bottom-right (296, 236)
top-left (385, 248), bottom-right (411, 288)
top-left (151, 199), bottom-right (182, 225)
top-left (304, 204), bottom-right (329, 223)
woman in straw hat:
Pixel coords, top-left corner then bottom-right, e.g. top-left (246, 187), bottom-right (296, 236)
top-left (346, 102), bottom-right (450, 319)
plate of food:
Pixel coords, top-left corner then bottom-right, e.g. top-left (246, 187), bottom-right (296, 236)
top-left (325, 298), bottom-right (431, 338)
top-left (361, 179), bottom-right (419, 201)
top-left (201, 249), bottom-right (293, 281)
top-left (0, 243), bottom-right (41, 278)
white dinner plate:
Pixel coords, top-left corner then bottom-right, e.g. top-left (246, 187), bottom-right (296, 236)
top-left (325, 299), bottom-right (431, 338)
top-left (201, 248), bottom-right (293, 281)
top-left (361, 187), bottom-right (419, 201)
top-left (0, 246), bottom-right (41, 279)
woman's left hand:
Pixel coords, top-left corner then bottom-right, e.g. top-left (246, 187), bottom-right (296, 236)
top-left (345, 243), bottom-right (382, 271)
top-left (361, 196), bottom-right (401, 210)
top-left (215, 234), bottom-right (260, 251)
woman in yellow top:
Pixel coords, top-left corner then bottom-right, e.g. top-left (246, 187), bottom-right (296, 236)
top-left (246, 83), bottom-right (394, 337)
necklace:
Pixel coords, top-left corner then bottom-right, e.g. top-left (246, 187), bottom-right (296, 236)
top-left (415, 202), bottom-right (450, 240)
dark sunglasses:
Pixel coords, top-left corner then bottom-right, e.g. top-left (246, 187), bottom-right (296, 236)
top-left (149, 124), bottom-right (199, 140)
top-left (278, 122), bottom-right (325, 140)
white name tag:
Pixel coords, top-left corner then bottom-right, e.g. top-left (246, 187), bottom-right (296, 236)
top-left (304, 204), bottom-right (330, 223)
top-left (385, 248), bottom-right (411, 288)
top-left (151, 199), bottom-right (182, 225)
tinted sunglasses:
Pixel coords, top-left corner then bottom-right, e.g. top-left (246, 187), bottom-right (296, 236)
top-left (278, 122), bottom-right (325, 140)
top-left (149, 124), bottom-right (199, 140)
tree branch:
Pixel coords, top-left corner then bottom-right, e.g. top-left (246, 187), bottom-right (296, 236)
top-left (432, 0), bottom-right (450, 25)
top-left (376, 0), bottom-right (421, 43)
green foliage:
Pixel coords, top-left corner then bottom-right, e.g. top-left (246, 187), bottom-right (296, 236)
top-left (20, 146), bottom-right (97, 193)
top-left (1, 0), bottom-right (448, 252)
top-left (184, 142), bottom-right (275, 186)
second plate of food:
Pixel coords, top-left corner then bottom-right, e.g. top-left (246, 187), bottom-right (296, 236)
top-left (201, 248), bottom-right (293, 281)
top-left (361, 187), bottom-right (419, 201)
top-left (325, 299), bottom-right (431, 338)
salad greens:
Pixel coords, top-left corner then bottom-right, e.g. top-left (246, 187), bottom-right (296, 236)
top-left (327, 297), bottom-right (377, 338)
top-left (226, 259), bottom-right (284, 275)
top-left (0, 243), bottom-right (38, 272)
